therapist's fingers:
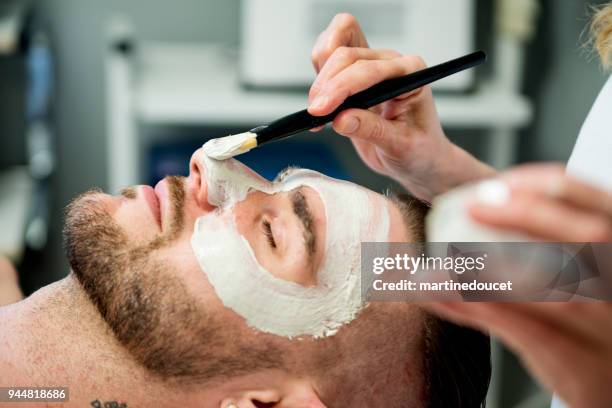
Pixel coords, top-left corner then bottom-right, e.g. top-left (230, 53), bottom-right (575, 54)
top-left (311, 13), bottom-right (369, 72)
top-left (467, 303), bottom-right (612, 351)
top-left (501, 164), bottom-right (612, 220)
top-left (379, 87), bottom-right (426, 119)
top-left (468, 189), bottom-right (612, 242)
top-left (308, 47), bottom-right (401, 103)
top-left (331, 108), bottom-right (410, 156)
top-left (309, 55), bottom-right (427, 116)
top-left (426, 303), bottom-right (597, 351)
top-left (540, 302), bottom-right (612, 348)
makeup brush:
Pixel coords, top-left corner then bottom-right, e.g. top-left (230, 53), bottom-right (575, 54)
top-left (204, 50), bottom-right (487, 160)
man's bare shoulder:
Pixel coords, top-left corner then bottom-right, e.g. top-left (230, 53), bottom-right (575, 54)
top-left (0, 301), bottom-right (30, 384)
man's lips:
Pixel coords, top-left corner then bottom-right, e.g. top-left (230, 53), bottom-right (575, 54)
top-left (141, 185), bottom-right (162, 229)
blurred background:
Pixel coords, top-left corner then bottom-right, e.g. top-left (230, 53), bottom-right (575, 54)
top-left (0, 0), bottom-right (609, 406)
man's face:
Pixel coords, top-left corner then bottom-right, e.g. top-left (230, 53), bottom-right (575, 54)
top-left (63, 148), bottom-right (415, 393)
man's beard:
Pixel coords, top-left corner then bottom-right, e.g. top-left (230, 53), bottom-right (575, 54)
top-left (62, 177), bottom-right (285, 385)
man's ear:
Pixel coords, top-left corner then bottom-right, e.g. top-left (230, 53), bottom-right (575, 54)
top-left (276, 382), bottom-right (326, 407)
top-left (220, 382), bottom-right (326, 407)
top-left (220, 390), bottom-right (279, 407)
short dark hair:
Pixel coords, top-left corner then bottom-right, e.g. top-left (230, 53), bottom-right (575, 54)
top-left (390, 192), bottom-right (492, 407)
top-left (422, 313), bottom-right (491, 407)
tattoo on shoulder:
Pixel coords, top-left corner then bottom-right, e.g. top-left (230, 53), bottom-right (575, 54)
top-left (91, 399), bottom-right (128, 408)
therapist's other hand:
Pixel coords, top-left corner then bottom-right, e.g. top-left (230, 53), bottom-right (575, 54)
top-left (424, 302), bottom-right (612, 408)
top-left (0, 256), bottom-right (23, 306)
top-left (426, 164), bottom-right (612, 407)
top-left (468, 163), bottom-right (612, 242)
top-left (308, 13), bottom-right (495, 202)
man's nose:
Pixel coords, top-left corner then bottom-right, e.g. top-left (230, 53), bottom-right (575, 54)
top-left (189, 152), bottom-right (214, 210)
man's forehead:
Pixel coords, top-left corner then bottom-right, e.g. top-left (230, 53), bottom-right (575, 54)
top-left (275, 166), bottom-right (374, 194)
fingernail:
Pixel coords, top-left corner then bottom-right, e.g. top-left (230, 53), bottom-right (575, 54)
top-left (310, 95), bottom-right (328, 110)
top-left (342, 116), bottom-right (360, 133)
top-left (475, 180), bottom-right (510, 206)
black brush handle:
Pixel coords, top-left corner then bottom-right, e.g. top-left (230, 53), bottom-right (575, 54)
top-left (253, 50), bottom-right (486, 145)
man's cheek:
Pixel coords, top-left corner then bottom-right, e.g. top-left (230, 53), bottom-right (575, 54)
top-left (157, 239), bottom-right (203, 281)
top-left (166, 240), bottom-right (247, 322)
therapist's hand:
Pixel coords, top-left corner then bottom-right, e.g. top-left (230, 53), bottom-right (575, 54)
top-left (308, 13), bottom-right (495, 201)
top-left (427, 164), bottom-right (612, 407)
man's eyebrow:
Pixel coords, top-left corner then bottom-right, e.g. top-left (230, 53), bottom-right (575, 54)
top-left (290, 188), bottom-right (316, 260)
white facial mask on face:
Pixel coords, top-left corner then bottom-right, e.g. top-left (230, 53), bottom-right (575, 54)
top-left (190, 148), bottom-right (390, 338)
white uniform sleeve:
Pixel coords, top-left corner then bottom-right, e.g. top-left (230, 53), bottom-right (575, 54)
top-left (553, 76), bottom-right (612, 408)
top-left (566, 75), bottom-right (612, 191)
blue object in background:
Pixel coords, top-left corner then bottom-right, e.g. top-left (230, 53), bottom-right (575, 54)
top-left (148, 138), bottom-right (350, 186)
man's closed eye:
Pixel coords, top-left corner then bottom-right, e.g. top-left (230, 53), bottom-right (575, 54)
top-left (262, 219), bottom-right (277, 249)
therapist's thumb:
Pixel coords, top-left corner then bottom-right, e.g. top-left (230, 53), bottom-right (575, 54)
top-left (333, 109), bottom-right (401, 153)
